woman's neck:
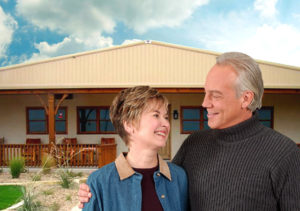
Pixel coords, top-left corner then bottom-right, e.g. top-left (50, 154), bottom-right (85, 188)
top-left (126, 147), bottom-right (158, 169)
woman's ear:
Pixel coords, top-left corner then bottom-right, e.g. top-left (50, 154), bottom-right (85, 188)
top-left (241, 91), bottom-right (254, 109)
top-left (124, 121), bottom-right (134, 135)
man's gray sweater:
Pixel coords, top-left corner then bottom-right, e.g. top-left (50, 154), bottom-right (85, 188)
top-left (173, 112), bottom-right (300, 211)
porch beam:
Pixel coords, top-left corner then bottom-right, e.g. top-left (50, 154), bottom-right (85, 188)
top-left (55, 93), bottom-right (68, 115)
top-left (48, 93), bottom-right (55, 146)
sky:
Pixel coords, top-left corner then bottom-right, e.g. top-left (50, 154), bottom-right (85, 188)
top-left (0, 0), bottom-right (300, 68)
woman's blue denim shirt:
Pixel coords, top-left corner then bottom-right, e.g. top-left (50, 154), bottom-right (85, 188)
top-left (83, 153), bottom-right (188, 211)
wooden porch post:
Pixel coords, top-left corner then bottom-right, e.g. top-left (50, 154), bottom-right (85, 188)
top-left (48, 93), bottom-right (56, 146)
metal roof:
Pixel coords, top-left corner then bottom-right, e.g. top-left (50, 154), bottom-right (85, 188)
top-left (1, 40), bottom-right (300, 90)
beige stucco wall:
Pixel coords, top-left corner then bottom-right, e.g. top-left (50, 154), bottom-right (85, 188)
top-left (0, 93), bottom-right (299, 159)
top-left (0, 94), bottom-right (127, 156)
top-left (262, 94), bottom-right (300, 143)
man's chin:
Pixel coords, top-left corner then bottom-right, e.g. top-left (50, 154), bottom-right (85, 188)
top-left (207, 121), bottom-right (217, 129)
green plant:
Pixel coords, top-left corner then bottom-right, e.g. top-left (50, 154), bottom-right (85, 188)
top-left (49, 202), bottom-right (60, 211)
top-left (42, 189), bottom-right (54, 196)
top-left (58, 169), bottom-right (73, 189)
top-left (31, 174), bottom-right (41, 181)
top-left (76, 171), bottom-right (83, 177)
top-left (66, 194), bottom-right (72, 201)
top-left (41, 153), bottom-right (56, 174)
top-left (17, 187), bottom-right (41, 211)
top-left (66, 169), bottom-right (83, 178)
top-left (9, 157), bottom-right (25, 178)
top-left (69, 171), bottom-right (82, 178)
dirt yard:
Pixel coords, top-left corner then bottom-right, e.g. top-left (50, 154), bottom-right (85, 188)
top-left (0, 169), bottom-right (94, 211)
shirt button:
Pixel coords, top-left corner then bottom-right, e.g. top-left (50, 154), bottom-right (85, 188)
top-left (156, 173), bottom-right (160, 176)
top-left (161, 195), bottom-right (165, 199)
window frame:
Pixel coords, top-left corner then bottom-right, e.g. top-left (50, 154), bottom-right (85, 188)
top-left (258, 106), bottom-right (274, 129)
top-left (26, 107), bottom-right (67, 134)
top-left (77, 106), bottom-right (116, 134)
top-left (55, 107), bottom-right (68, 134)
top-left (180, 106), bottom-right (207, 134)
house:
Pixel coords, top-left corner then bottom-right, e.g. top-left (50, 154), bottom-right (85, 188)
top-left (0, 40), bottom-right (300, 166)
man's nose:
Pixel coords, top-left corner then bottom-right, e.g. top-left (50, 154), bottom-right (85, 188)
top-left (202, 94), bottom-right (211, 108)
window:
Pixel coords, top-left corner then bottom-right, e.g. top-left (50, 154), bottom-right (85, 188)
top-left (26, 107), bottom-right (67, 134)
top-left (258, 106), bottom-right (273, 128)
top-left (55, 108), bottom-right (67, 133)
top-left (77, 107), bottom-right (115, 134)
top-left (27, 108), bottom-right (47, 134)
top-left (181, 106), bottom-right (209, 134)
top-left (180, 106), bottom-right (273, 133)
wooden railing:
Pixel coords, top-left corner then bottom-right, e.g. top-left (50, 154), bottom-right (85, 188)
top-left (0, 143), bottom-right (116, 167)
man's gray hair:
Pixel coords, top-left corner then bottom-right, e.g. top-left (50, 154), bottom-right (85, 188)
top-left (216, 52), bottom-right (264, 111)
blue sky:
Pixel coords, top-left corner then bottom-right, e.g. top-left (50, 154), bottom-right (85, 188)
top-left (0, 0), bottom-right (300, 68)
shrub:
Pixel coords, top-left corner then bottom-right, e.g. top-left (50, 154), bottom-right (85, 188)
top-left (58, 169), bottom-right (73, 189)
top-left (18, 187), bottom-right (41, 211)
top-left (31, 174), bottom-right (41, 181)
top-left (49, 202), bottom-right (60, 211)
top-left (66, 170), bottom-right (82, 178)
top-left (42, 189), bottom-right (54, 196)
top-left (66, 194), bottom-right (72, 201)
top-left (41, 153), bottom-right (56, 174)
top-left (9, 157), bottom-right (25, 178)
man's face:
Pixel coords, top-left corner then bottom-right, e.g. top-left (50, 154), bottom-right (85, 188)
top-left (202, 64), bottom-right (250, 129)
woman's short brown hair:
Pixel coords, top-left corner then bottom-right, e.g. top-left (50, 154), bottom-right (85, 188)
top-left (110, 86), bottom-right (168, 145)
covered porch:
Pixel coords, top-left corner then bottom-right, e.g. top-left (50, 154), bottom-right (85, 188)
top-left (0, 138), bottom-right (116, 167)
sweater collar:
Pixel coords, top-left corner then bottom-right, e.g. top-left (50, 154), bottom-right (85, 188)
top-left (115, 153), bottom-right (171, 181)
top-left (211, 111), bottom-right (264, 143)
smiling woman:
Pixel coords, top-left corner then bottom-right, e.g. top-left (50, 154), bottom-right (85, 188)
top-left (82, 86), bottom-right (188, 211)
top-left (0, 185), bottom-right (23, 210)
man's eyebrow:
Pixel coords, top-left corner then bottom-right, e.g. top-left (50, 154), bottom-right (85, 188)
top-left (207, 90), bottom-right (223, 95)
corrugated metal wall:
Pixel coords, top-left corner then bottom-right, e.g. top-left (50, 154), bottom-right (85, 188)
top-left (1, 41), bottom-right (300, 89)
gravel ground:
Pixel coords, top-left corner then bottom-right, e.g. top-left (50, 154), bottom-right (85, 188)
top-left (0, 169), bottom-right (93, 211)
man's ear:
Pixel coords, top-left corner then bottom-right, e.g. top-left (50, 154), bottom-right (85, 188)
top-left (241, 91), bottom-right (254, 109)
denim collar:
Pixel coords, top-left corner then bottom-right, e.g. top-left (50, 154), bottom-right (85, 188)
top-left (115, 153), bottom-right (171, 181)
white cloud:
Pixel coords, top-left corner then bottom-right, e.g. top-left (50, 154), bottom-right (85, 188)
top-left (16, 0), bottom-right (208, 36)
top-left (241, 24), bottom-right (300, 67)
top-left (0, 6), bottom-right (17, 59)
top-left (121, 39), bottom-right (141, 45)
top-left (16, 0), bottom-right (207, 63)
top-left (254, 0), bottom-right (278, 18)
top-left (212, 22), bottom-right (300, 66)
top-left (27, 33), bottom-right (113, 63)
top-left (190, 9), bottom-right (300, 67)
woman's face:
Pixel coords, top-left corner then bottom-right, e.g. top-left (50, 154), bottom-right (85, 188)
top-left (128, 101), bottom-right (170, 151)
